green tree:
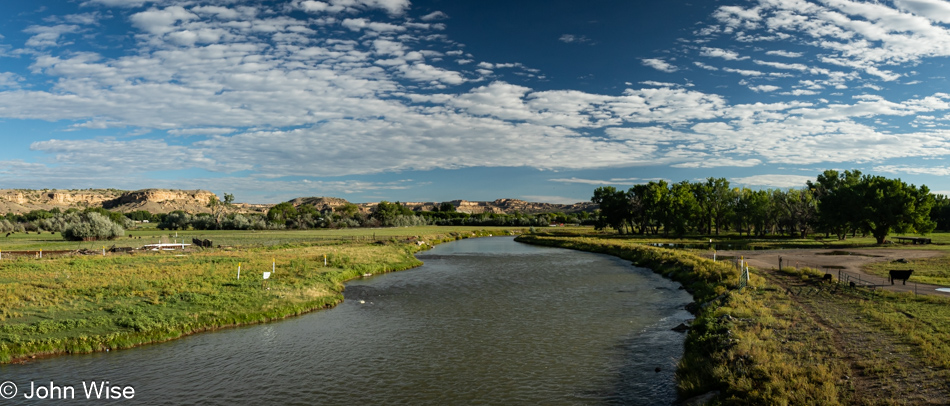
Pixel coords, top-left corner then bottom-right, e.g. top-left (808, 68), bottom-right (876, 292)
top-left (591, 186), bottom-right (632, 234)
top-left (856, 176), bottom-right (935, 244)
top-left (437, 202), bottom-right (457, 212)
top-left (667, 181), bottom-right (698, 236)
top-left (809, 169), bottom-right (863, 240)
top-left (208, 193), bottom-right (236, 228)
top-left (267, 202), bottom-right (298, 224)
top-left (372, 201), bottom-right (413, 226)
top-left (62, 212), bottom-right (125, 241)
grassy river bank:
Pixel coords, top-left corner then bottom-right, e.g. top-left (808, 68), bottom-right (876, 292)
top-left (516, 233), bottom-right (950, 405)
top-left (0, 227), bottom-right (516, 363)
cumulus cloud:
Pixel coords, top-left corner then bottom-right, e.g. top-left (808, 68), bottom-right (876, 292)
top-left (700, 46), bottom-right (748, 60)
top-left (641, 58), bottom-right (678, 72)
top-left (7, 0), bottom-right (950, 197)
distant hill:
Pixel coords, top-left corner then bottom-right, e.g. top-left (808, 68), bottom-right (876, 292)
top-left (291, 197), bottom-right (596, 215)
top-left (0, 189), bottom-right (220, 214)
top-left (0, 189), bottom-right (595, 216)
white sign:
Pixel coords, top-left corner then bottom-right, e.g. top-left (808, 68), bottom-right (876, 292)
top-left (263, 272), bottom-right (271, 280)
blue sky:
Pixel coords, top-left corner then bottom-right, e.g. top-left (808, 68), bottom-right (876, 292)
top-left (3, 0), bottom-right (950, 204)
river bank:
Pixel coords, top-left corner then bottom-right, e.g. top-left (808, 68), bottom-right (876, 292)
top-left (515, 233), bottom-right (950, 404)
top-left (0, 228), bottom-right (516, 363)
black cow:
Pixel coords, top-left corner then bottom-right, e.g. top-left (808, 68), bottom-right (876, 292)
top-left (889, 269), bottom-right (913, 285)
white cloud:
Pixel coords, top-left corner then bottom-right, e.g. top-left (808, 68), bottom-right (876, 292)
top-left (753, 59), bottom-right (808, 71)
top-left (700, 46), bottom-right (748, 60)
top-left (730, 174), bottom-right (814, 188)
top-left (520, 195), bottom-right (587, 204)
top-left (549, 177), bottom-right (645, 186)
top-left (559, 34), bottom-right (592, 44)
top-left (765, 50), bottom-right (804, 58)
top-left (420, 11), bottom-right (449, 21)
top-left (873, 165), bottom-right (950, 176)
top-left (749, 84), bottom-right (781, 92)
top-left (641, 58), bottom-right (678, 72)
top-left (341, 18), bottom-right (405, 33)
top-left (723, 67), bottom-right (766, 76)
top-left (24, 24), bottom-right (80, 48)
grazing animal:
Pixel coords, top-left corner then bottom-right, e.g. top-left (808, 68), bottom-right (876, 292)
top-left (822, 273), bottom-right (833, 281)
top-left (889, 269), bottom-right (913, 285)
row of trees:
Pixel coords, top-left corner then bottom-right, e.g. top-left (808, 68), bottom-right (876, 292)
top-left (591, 170), bottom-right (935, 243)
top-left (0, 208), bottom-right (130, 241)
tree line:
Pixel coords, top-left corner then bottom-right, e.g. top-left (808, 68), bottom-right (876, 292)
top-left (1, 199), bottom-right (594, 239)
top-left (591, 170), bottom-right (937, 243)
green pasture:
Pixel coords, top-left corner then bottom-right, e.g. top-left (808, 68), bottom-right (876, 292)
top-left (0, 226), bottom-right (526, 362)
top-left (0, 225), bottom-right (540, 252)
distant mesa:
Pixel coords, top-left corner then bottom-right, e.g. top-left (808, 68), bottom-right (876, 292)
top-left (0, 189), bottom-right (595, 215)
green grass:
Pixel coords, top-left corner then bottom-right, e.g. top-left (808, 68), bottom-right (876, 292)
top-left (863, 254), bottom-right (950, 286)
top-left (0, 225), bottom-right (536, 252)
top-left (0, 226), bottom-right (524, 363)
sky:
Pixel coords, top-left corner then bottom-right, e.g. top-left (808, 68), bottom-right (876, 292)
top-left (4, 0), bottom-right (950, 204)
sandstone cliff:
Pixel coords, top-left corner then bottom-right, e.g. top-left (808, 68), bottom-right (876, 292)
top-left (102, 189), bottom-right (218, 213)
top-left (0, 189), bottom-right (595, 216)
top-left (0, 189), bottom-right (219, 214)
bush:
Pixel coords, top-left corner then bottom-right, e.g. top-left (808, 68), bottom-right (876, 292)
top-left (221, 214), bottom-right (251, 230)
top-left (62, 212), bottom-right (125, 241)
top-left (158, 212), bottom-right (193, 230)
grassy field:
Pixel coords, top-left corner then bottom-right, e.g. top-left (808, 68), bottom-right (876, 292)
top-left (0, 226), bottom-right (526, 363)
top-left (516, 231), bottom-right (950, 405)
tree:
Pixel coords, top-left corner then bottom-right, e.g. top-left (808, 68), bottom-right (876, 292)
top-left (62, 212), bottom-right (125, 241)
top-left (372, 201), bottom-right (413, 226)
top-left (591, 186), bottom-right (632, 234)
top-left (855, 176), bottom-right (935, 244)
top-left (267, 202), bottom-right (298, 224)
top-left (437, 202), bottom-right (457, 212)
top-left (208, 193), bottom-right (235, 228)
top-left (692, 178), bottom-right (734, 235)
top-left (809, 170), bottom-right (862, 240)
top-left (667, 181), bottom-right (698, 236)
top-left (158, 211), bottom-right (193, 230)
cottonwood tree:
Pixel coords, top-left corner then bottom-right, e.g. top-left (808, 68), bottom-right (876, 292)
top-left (208, 193), bottom-right (235, 228)
top-left (854, 176), bottom-right (935, 244)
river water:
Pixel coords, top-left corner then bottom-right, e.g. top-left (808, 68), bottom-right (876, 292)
top-left (0, 237), bottom-right (693, 405)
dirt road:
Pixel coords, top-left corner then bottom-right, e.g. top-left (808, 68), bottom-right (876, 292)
top-left (709, 248), bottom-right (950, 297)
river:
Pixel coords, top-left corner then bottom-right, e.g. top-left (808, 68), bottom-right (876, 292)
top-left (0, 237), bottom-right (693, 405)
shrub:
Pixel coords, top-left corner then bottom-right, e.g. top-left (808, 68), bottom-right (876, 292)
top-left (62, 212), bottom-right (125, 241)
top-left (158, 211), bottom-right (193, 230)
top-left (221, 214), bottom-right (251, 230)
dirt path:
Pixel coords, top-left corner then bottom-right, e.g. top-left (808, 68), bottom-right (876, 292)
top-left (710, 248), bottom-right (950, 297)
top-left (759, 269), bottom-right (950, 404)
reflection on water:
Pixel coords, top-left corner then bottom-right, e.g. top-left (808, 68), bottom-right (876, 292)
top-left (0, 237), bottom-right (692, 405)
